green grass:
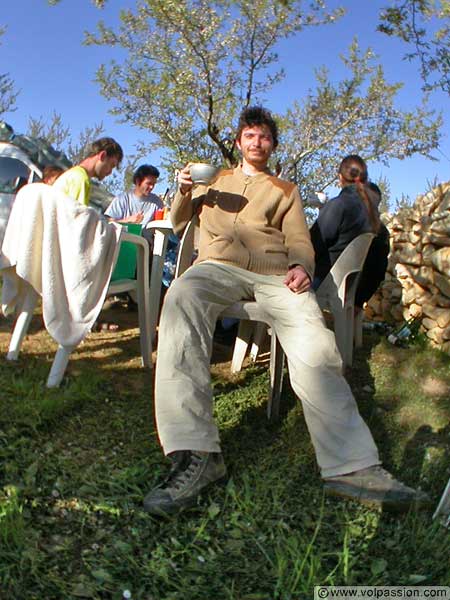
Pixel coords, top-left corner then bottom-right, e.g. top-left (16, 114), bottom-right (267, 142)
top-left (0, 315), bottom-right (449, 599)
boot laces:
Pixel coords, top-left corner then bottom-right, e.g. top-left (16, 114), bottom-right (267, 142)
top-left (163, 451), bottom-right (204, 491)
top-left (371, 466), bottom-right (394, 480)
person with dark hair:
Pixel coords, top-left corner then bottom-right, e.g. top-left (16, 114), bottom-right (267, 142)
top-left (105, 164), bottom-right (162, 227)
top-left (143, 107), bottom-right (429, 516)
top-left (235, 105), bottom-right (279, 149)
top-left (54, 137), bottom-right (123, 206)
top-left (42, 165), bottom-right (65, 185)
top-left (52, 137), bottom-right (123, 331)
top-left (310, 154), bottom-right (382, 289)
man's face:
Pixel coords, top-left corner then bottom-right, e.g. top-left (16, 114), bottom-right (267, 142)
top-left (135, 175), bottom-right (158, 197)
top-left (94, 153), bottom-right (120, 181)
top-left (236, 124), bottom-right (274, 169)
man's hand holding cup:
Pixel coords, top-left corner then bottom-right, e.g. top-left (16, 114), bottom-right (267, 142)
top-left (178, 163), bottom-right (194, 195)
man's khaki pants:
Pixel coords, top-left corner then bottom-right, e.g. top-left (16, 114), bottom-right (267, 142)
top-left (155, 262), bottom-right (379, 478)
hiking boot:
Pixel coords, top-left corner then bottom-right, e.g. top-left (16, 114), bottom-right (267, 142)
top-left (143, 451), bottom-right (227, 516)
top-left (323, 465), bottom-right (431, 512)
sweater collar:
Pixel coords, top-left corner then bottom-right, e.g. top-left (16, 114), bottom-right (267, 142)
top-left (235, 164), bottom-right (272, 182)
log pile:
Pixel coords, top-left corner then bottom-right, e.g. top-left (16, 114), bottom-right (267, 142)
top-left (364, 182), bottom-right (450, 354)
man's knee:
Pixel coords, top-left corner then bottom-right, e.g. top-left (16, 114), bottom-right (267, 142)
top-left (289, 325), bottom-right (342, 369)
top-left (164, 274), bottom-right (200, 306)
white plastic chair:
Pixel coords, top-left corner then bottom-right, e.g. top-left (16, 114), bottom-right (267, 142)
top-left (174, 217), bottom-right (284, 420)
top-left (315, 232), bottom-right (375, 369)
top-left (230, 234), bottom-right (374, 373)
top-left (7, 230), bottom-right (152, 387)
top-left (354, 309), bottom-right (364, 349)
top-left (191, 229), bottom-right (374, 384)
top-left (433, 478), bottom-right (450, 527)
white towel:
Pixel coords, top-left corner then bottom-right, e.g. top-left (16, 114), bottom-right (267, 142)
top-left (0, 183), bottom-right (122, 347)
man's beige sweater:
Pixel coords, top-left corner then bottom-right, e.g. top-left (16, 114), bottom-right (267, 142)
top-left (170, 166), bottom-right (315, 278)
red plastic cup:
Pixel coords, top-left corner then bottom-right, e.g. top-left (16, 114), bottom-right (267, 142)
top-left (154, 208), bottom-right (165, 220)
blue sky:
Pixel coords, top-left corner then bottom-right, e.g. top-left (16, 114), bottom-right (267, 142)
top-left (1, 0), bottom-right (449, 204)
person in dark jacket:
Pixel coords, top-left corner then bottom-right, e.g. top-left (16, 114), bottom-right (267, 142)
top-left (310, 155), bottom-right (382, 292)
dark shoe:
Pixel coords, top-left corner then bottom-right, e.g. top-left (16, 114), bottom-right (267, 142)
top-left (143, 451), bottom-right (227, 516)
top-left (126, 293), bottom-right (138, 312)
top-left (323, 465), bottom-right (431, 512)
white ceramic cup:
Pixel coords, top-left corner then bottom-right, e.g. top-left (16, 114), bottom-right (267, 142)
top-left (189, 163), bottom-right (220, 185)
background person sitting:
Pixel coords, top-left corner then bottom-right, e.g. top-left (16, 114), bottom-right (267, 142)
top-left (54, 137), bottom-right (123, 330)
top-left (105, 164), bottom-right (163, 228)
top-left (309, 154), bottom-right (382, 290)
top-left (54, 137), bottom-right (123, 206)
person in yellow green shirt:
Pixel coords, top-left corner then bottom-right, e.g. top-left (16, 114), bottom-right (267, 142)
top-left (53, 137), bottom-right (124, 332)
top-left (54, 137), bottom-right (123, 206)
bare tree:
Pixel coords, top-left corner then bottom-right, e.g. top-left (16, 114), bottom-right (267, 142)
top-left (0, 27), bottom-right (19, 116)
top-left (26, 112), bottom-right (104, 164)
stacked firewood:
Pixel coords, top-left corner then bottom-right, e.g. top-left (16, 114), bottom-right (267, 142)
top-left (365, 182), bottom-right (450, 354)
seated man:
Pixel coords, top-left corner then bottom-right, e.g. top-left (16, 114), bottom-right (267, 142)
top-left (143, 106), bottom-right (429, 516)
top-left (54, 137), bottom-right (123, 206)
top-left (54, 137), bottom-right (123, 329)
top-left (105, 164), bottom-right (163, 228)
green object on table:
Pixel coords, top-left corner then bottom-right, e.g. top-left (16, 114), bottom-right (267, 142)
top-left (110, 223), bottom-right (142, 281)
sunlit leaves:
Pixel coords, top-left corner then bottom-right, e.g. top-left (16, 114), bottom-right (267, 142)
top-left (85, 0), bottom-right (344, 172)
top-left (378, 0), bottom-right (450, 94)
top-left (278, 40), bottom-right (442, 199)
top-left (80, 1), bottom-right (442, 198)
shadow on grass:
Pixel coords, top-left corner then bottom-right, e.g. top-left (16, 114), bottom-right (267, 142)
top-left (345, 331), bottom-right (397, 469)
top-left (363, 419), bottom-right (450, 586)
top-left (2, 313), bottom-right (450, 596)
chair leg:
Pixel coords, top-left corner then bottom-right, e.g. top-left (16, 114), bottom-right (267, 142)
top-left (7, 285), bottom-right (39, 360)
top-left (135, 240), bottom-right (152, 368)
top-left (344, 306), bottom-right (355, 368)
top-left (47, 345), bottom-right (75, 388)
top-left (149, 230), bottom-right (170, 345)
top-left (231, 320), bottom-right (253, 373)
top-left (331, 304), bottom-right (356, 371)
top-left (354, 309), bottom-right (363, 348)
top-left (433, 477), bottom-right (450, 524)
top-left (267, 332), bottom-right (285, 420)
top-left (249, 322), bottom-right (267, 362)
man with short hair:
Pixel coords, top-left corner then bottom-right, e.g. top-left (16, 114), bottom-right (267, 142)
top-left (54, 137), bottom-right (123, 206)
top-left (143, 106), bottom-right (429, 516)
top-left (53, 137), bottom-right (123, 330)
top-left (105, 164), bottom-right (163, 227)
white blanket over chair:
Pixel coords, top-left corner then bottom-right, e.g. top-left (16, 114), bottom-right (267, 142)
top-left (0, 183), bottom-right (121, 347)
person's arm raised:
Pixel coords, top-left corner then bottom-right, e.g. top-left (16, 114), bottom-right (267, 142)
top-left (178, 163), bottom-right (194, 196)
